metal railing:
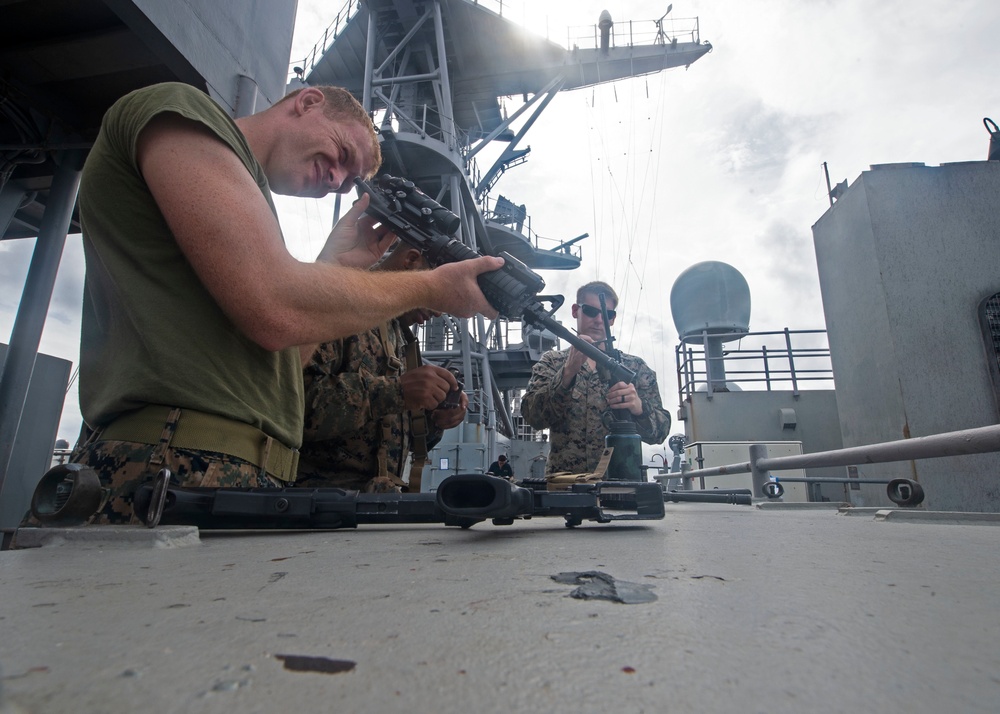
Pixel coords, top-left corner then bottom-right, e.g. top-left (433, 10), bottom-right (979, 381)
top-left (463, 2), bottom-right (702, 49)
top-left (289, 1), bottom-right (511, 85)
top-left (467, 3), bottom-right (704, 49)
top-left (676, 328), bottom-right (833, 399)
top-left (290, 2), bottom-right (704, 82)
top-left (288, 0), bottom-right (363, 80)
top-left (480, 195), bottom-right (583, 260)
top-left (288, 0), bottom-right (521, 83)
top-left (567, 17), bottom-right (702, 50)
top-left (675, 424), bottom-right (1000, 505)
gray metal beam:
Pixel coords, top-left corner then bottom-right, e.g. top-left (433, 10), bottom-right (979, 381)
top-left (0, 150), bottom-right (84, 495)
top-left (0, 185), bottom-right (28, 239)
top-left (475, 79), bottom-right (564, 197)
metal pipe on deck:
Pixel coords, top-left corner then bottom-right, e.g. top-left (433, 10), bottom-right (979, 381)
top-left (678, 424), bottom-right (1000, 498)
top-left (754, 424), bottom-right (1000, 472)
top-left (749, 443), bottom-right (770, 498)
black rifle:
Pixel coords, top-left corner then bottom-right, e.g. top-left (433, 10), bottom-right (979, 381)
top-left (133, 474), bottom-right (665, 529)
top-left (664, 490), bottom-right (753, 506)
top-left (355, 175), bottom-right (636, 386)
top-left (595, 290), bottom-right (633, 425)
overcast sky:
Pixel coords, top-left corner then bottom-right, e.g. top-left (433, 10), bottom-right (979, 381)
top-left (3, 0), bottom-right (999, 445)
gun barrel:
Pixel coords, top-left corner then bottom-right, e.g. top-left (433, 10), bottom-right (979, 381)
top-left (664, 490), bottom-right (753, 506)
top-left (523, 303), bottom-right (636, 385)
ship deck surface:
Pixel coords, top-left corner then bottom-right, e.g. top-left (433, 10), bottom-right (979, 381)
top-left (2, 503), bottom-right (998, 713)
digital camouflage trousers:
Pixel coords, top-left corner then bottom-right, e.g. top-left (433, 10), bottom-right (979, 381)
top-left (72, 439), bottom-right (282, 524)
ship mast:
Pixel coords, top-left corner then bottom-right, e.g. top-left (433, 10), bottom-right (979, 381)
top-left (296, 0), bottom-right (711, 486)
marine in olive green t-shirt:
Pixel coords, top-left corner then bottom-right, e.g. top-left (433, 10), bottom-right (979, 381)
top-left (78, 83), bottom-right (303, 450)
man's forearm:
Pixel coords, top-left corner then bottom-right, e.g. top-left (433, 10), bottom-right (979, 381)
top-left (138, 118), bottom-right (498, 354)
top-left (261, 263), bottom-right (437, 350)
top-left (633, 366), bottom-right (671, 444)
top-left (636, 407), bottom-right (670, 444)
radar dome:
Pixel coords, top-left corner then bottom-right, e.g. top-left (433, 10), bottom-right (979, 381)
top-left (670, 261), bottom-right (751, 343)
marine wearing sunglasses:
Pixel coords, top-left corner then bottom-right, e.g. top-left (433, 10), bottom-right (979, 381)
top-left (567, 287), bottom-right (634, 410)
top-left (520, 280), bottom-right (672, 475)
top-left (574, 303), bottom-right (617, 320)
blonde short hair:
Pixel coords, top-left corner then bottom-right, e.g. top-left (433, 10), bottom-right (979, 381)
top-left (279, 86), bottom-right (381, 178)
top-left (577, 281), bottom-right (618, 308)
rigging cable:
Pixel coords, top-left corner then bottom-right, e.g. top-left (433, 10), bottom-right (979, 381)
top-left (589, 67), bottom-right (674, 392)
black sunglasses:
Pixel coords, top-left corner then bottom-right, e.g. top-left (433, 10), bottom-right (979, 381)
top-left (577, 304), bottom-right (616, 320)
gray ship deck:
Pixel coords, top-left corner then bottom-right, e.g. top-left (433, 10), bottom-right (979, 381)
top-left (3, 503), bottom-right (998, 713)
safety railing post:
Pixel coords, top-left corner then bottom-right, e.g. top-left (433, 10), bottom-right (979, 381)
top-left (749, 443), bottom-right (771, 500)
top-left (784, 328), bottom-right (799, 396)
top-left (762, 345), bottom-right (771, 391)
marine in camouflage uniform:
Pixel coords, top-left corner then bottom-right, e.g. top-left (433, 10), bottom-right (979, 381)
top-left (521, 349), bottom-right (670, 474)
top-left (297, 320), bottom-right (444, 492)
top-left (296, 244), bottom-right (466, 492)
top-left (520, 281), bottom-right (670, 475)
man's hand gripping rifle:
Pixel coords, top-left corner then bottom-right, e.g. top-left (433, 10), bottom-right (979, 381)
top-left (355, 175), bottom-right (636, 386)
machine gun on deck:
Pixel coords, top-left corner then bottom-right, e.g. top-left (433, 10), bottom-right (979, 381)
top-left (129, 473), bottom-right (665, 529)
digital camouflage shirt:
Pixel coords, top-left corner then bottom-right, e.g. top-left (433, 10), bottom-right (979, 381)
top-left (520, 349), bottom-right (670, 474)
top-left (297, 322), bottom-right (441, 490)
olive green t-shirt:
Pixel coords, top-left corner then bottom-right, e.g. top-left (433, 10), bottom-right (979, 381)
top-left (78, 82), bottom-right (304, 448)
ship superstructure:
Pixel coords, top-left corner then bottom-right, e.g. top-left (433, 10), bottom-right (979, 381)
top-left (291, 0), bottom-right (712, 486)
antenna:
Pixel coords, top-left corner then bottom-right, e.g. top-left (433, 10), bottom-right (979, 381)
top-left (654, 4), bottom-right (673, 44)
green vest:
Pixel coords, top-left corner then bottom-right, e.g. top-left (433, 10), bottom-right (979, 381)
top-left (78, 82), bottom-right (304, 448)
